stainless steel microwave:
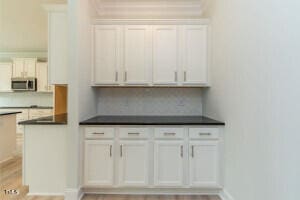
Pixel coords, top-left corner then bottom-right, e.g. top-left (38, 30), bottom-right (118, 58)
top-left (11, 78), bottom-right (37, 91)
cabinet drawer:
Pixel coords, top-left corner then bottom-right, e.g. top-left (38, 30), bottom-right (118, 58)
top-left (154, 128), bottom-right (184, 139)
top-left (85, 127), bottom-right (115, 139)
top-left (119, 128), bottom-right (149, 139)
top-left (189, 128), bottom-right (219, 140)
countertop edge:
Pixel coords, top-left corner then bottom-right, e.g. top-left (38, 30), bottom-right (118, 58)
top-left (0, 112), bottom-right (22, 116)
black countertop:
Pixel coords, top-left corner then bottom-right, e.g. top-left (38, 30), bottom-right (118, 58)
top-left (19, 114), bottom-right (67, 125)
top-left (0, 111), bottom-right (22, 116)
top-left (80, 115), bottom-right (225, 126)
top-left (0, 106), bottom-right (53, 109)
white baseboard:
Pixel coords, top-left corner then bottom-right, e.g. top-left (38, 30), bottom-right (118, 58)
top-left (219, 189), bottom-right (235, 200)
top-left (65, 188), bottom-right (84, 200)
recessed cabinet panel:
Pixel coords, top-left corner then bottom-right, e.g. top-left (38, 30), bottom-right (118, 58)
top-left (84, 140), bottom-right (114, 186)
top-left (154, 141), bottom-right (184, 186)
top-left (189, 141), bottom-right (219, 187)
top-left (36, 63), bottom-right (49, 92)
top-left (0, 63), bottom-right (12, 91)
top-left (119, 141), bottom-right (149, 187)
top-left (183, 25), bottom-right (208, 85)
top-left (153, 26), bottom-right (178, 85)
top-left (24, 58), bottom-right (37, 77)
top-left (94, 26), bottom-right (121, 84)
top-left (124, 26), bottom-right (151, 85)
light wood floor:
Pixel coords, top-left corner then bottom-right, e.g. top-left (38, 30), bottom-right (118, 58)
top-left (0, 156), bottom-right (220, 200)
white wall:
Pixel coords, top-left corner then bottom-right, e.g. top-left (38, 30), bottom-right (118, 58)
top-left (0, 92), bottom-right (53, 107)
top-left (0, 0), bottom-right (47, 51)
top-left (97, 88), bottom-right (202, 116)
top-left (66, 0), bottom-right (97, 191)
top-left (203, 0), bottom-right (300, 200)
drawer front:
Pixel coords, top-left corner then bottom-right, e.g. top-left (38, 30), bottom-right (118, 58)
top-left (189, 128), bottom-right (219, 140)
top-left (119, 128), bottom-right (149, 139)
top-left (154, 128), bottom-right (184, 139)
top-left (85, 127), bottom-right (115, 139)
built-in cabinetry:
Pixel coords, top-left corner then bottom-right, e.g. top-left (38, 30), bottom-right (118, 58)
top-left (92, 20), bottom-right (209, 87)
top-left (36, 63), bottom-right (53, 92)
top-left (0, 108), bottom-right (53, 134)
top-left (44, 4), bottom-right (68, 85)
top-left (82, 126), bottom-right (222, 190)
top-left (12, 58), bottom-right (37, 78)
top-left (0, 62), bottom-right (13, 91)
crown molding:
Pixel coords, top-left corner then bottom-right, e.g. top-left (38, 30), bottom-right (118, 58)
top-left (92, 18), bottom-right (210, 25)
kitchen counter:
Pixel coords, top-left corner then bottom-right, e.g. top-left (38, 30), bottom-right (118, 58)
top-left (0, 106), bottom-right (53, 109)
top-left (79, 115), bottom-right (225, 126)
top-left (19, 113), bottom-right (67, 125)
top-left (0, 111), bottom-right (22, 116)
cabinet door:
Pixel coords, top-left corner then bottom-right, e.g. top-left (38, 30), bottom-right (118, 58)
top-left (119, 141), bottom-right (149, 187)
top-left (12, 58), bottom-right (24, 77)
top-left (182, 25), bottom-right (208, 85)
top-left (84, 140), bottom-right (114, 186)
top-left (36, 63), bottom-right (48, 92)
top-left (153, 26), bottom-right (179, 85)
top-left (93, 25), bottom-right (121, 85)
top-left (0, 63), bottom-right (12, 91)
top-left (154, 141), bottom-right (184, 186)
top-left (124, 25), bottom-right (151, 85)
top-left (189, 141), bottom-right (220, 187)
top-left (23, 58), bottom-right (36, 77)
top-left (48, 12), bottom-right (68, 84)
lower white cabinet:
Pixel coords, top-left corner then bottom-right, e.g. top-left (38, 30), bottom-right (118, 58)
top-left (84, 140), bottom-right (114, 186)
top-left (189, 141), bottom-right (219, 187)
top-left (119, 141), bottom-right (149, 187)
top-left (154, 141), bottom-right (184, 187)
top-left (83, 126), bottom-right (222, 189)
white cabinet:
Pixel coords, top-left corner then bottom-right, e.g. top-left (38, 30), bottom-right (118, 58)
top-left (124, 26), bottom-right (152, 85)
top-left (189, 141), bottom-right (219, 187)
top-left (182, 25), bottom-right (208, 85)
top-left (154, 140), bottom-right (184, 186)
top-left (84, 140), bottom-right (114, 186)
top-left (93, 25), bottom-right (121, 85)
top-left (46, 5), bottom-right (68, 84)
top-left (119, 141), bottom-right (149, 187)
top-left (36, 62), bottom-right (52, 92)
top-left (0, 62), bottom-right (12, 91)
top-left (12, 58), bottom-right (36, 78)
top-left (153, 26), bottom-right (179, 85)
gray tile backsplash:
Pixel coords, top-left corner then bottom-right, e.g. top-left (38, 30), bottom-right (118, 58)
top-left (97, 88), bottom-right (202, 116)
top-left (0, 92), bottom-right (53, 107)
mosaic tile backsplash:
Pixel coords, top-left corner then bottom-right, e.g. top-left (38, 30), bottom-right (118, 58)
top-left (97, 88), bottom-right (202, 116)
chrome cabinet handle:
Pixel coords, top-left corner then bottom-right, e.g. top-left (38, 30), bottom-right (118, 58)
top-left (180, 145), bottom-right (183, 157)
top-left (124, 71), bottom-right (127, 82)
top-left (175, 71), bottom-right (178, 82)
top-left (184, 71), bottom-right (187, 82)
top-left (115, 71), bottom-right (118, 82)
top-left (199, 132), bottom-right (211, 136)
top-left (110, 145), bottom-right (112, 157)
top-left (120, 145), bottom-right (123, 157)
top-left (191, 145), bottom-right (194, 157)
top-left (128, 132), bottom-right (140, 135)
top-left (93, 132), bottom-right (104, 135)
top-left (164, 132), bottom-right (176, 136)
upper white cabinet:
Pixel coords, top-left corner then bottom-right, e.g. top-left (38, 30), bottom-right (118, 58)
top-left (45, 4), bottom-right (68, 85)
top-left (153, 26), bottom-right (179, 85)
top-left (182, 25), bottom-right (208, 85)
top-left (0, 62), bottom-right (12, 91)
top-left (12, 58), bottom-right (37, 78)
top-left (124, 26), bottom-right (152, 85)
top-left (92, 21), bottom-right (209, 87)
top-left (36, 62), bottom-right (52, 92)
top-left (93, 25), bottom-right (121, 85)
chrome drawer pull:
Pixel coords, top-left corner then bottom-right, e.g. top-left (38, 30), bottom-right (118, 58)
top-left (180, 145), bottom-right (183, 157)
top-left (120, 145), bottom-right (123, 157)
top-left (110, 145), bottom-right (112, 157)
top-left (199, 132), bottom-right (211, 136)
top-left (164, 132), bottom-right (176, 136)
top-left (93, 132), bottom-right (105, 135)
top-left (128, 132), bottom-right (140, 135)
top-left (191, 145), bottom-right (194, 157)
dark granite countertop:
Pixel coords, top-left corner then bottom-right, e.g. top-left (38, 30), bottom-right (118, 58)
top-left (0, 106), bottom-right (53, 109)
top-left (19, 113), bottom-right (67, 125)
top-left (0, 111), bottom-right (22, 116)
top-left (80, 115), bottom-right (225, 126)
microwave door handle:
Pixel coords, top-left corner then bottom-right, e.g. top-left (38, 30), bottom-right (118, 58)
top-left (26, 80), bottom-right (29, 89)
